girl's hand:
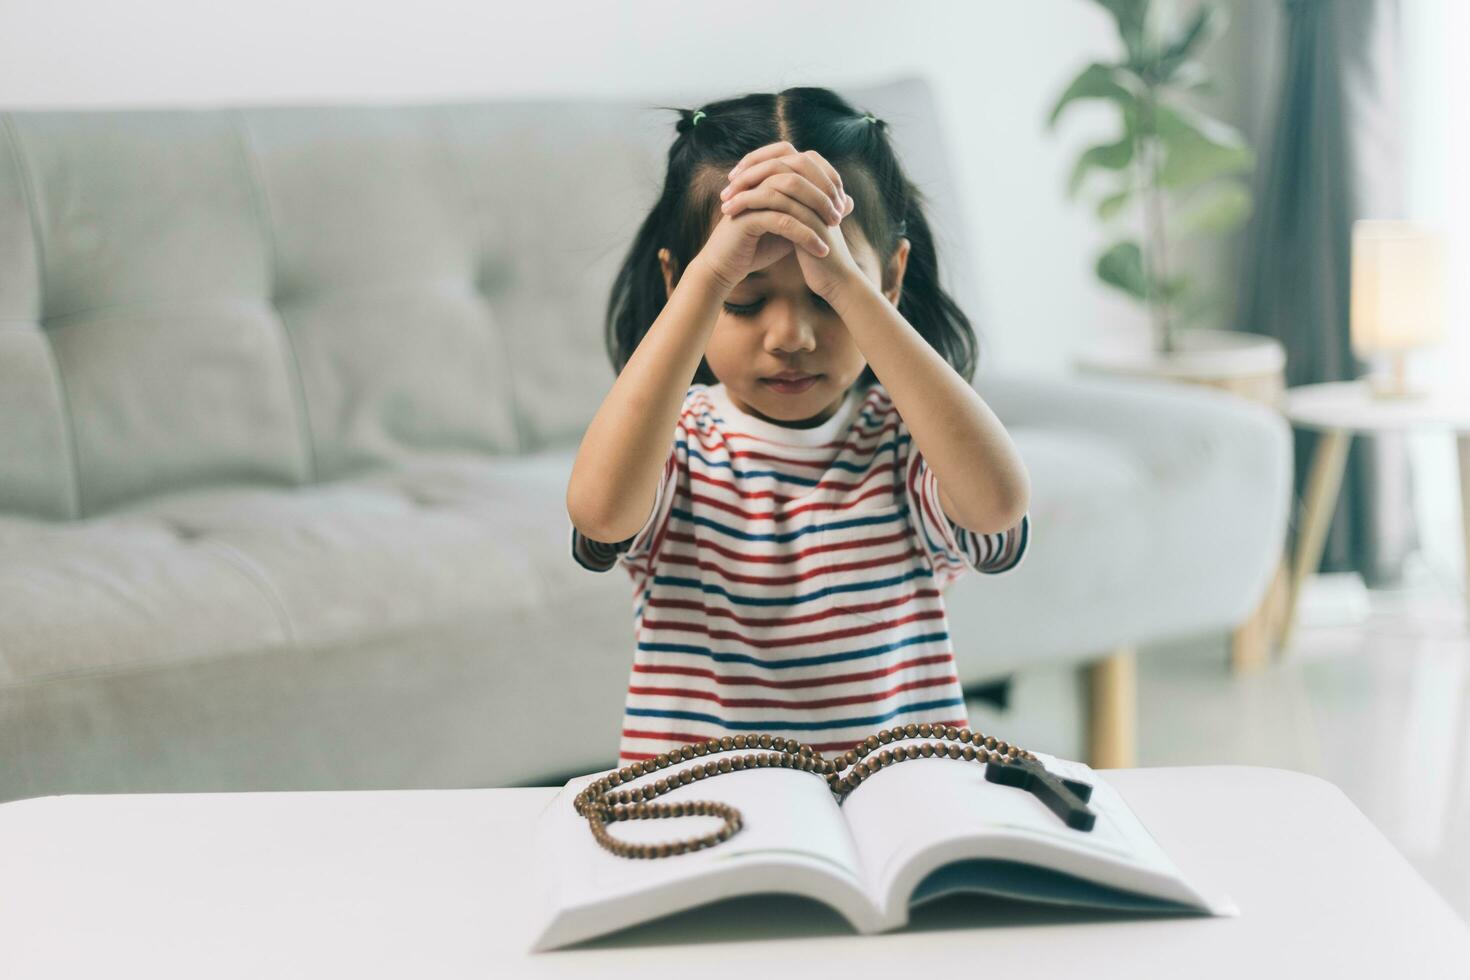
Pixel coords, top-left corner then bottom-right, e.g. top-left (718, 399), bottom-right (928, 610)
top-left (696, 141), bottom-right (859, 299)
top-left (720, 142), bottom-right (865, 306)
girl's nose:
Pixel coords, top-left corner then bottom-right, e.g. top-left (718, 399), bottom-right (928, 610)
top-left (764, 299), bottom-right (817, 354)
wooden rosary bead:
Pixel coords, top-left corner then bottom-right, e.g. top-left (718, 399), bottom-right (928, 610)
top-left (579, 723), bottom-right (1040, 859)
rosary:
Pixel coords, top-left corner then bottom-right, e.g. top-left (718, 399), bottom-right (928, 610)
top-left (573, 722), bottom-right (1098, 860)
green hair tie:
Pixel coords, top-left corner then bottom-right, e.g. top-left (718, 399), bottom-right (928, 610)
top-left (862, 113), bottom-right (877, 124)
top-left (691, 109), bottom-right (706, 126)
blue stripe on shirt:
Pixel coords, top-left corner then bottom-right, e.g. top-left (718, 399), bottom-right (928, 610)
top-left (625, 696), bottom-right (966, 731)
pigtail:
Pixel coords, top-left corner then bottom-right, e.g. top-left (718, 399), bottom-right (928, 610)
top-left (606, 105), bottom-right (722, 383)
top-left (605, 195), bottom-right (675, 376)
top-left (894, 188), bottom-right (979, 384)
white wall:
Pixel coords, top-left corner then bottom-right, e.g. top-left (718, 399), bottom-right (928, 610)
top-left (1403, 0), bottom-right (1470, 585)
top-left (0, 0), bottom-right (1262, 377)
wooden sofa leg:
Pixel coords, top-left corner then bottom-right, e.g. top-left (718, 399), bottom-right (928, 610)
top-left (1231, 556), bottom-right (1290, 674)
top-left (1084, 648), bottom-right (1137, 770)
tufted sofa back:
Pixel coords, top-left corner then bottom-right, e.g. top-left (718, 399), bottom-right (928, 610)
top-left (0, 79), bottom-right (975, 520)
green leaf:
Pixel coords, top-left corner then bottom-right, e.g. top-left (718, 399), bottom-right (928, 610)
top-left (1154, 105), bottom-right (1254, 187)
top-left (1097, 188), bottom-right (1134, 221)
top-left (1156, 274), bottom-right (1191, 303)
top-left (1096, 240), bottom-right (1148, 299)
top-left (1170, 284), bottom-right (1218, 327)
top-left (1154, 5), bottom-right (1224, 83)
top-left (1097, 0), bottom-right (1150, 62)
top-left (1048, 63), bottom-right (1136, 128)
top-left (1068, 133), bottom-right (1134, 197)
top-left (1170, 61), bottom-right (1216, 93)
top-left (1176, 181), bottom-right (1253, 236)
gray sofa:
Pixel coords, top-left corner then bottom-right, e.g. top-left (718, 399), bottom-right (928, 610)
top-left (0, 77), bottom-right (1291, 802)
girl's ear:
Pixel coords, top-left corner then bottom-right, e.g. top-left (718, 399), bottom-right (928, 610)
top-left (882, 237), bottom-right (911, 307)
top-left (657, 248), bottom-right (679, 300)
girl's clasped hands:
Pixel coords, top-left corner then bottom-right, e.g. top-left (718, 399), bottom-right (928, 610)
top-left (698, 141), bottom-right (866, 308)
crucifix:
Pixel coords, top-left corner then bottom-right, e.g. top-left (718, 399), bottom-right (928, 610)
top-left (985, 757), bottom-right (1097, 832)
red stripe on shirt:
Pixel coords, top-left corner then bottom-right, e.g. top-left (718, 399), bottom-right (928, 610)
top-left (644, 588), bottom-right (943, 627)
top-left (658, 526), bottom-right (913, 566)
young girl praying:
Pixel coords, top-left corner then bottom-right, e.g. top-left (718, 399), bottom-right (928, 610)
top-left (566, 86), bottom-right (1031, 768)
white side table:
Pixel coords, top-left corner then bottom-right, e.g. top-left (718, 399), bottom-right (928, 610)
top-left (1278, 380), bottom-right (1470, 651)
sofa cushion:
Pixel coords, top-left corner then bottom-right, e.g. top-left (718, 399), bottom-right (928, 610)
top-left (0, 518), bottom-right (289, 687)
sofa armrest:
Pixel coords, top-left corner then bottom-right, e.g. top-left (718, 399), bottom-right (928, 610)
top-left (977, 369), bottom-right (1292, 493)
top-left (941, 369), bottom-right (1294, 678)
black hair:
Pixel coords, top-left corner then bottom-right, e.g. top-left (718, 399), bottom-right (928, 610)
top-left (605, 86), bottom-right (977, 389)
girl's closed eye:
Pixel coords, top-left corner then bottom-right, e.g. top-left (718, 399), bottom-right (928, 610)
top-left (722, 294), bottom-right (836, 317)
top-left (723, 299), bottom-right (763, 317)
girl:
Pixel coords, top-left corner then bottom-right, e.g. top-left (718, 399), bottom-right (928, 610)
top-left (567, 86), bottom-right (1031, 768)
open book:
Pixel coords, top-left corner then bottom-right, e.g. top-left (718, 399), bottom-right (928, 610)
top-left (529, 746), bottom-right (1239, 951)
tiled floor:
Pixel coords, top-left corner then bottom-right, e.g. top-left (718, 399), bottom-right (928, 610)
top-left (964, 555), bottom-right (1470, 926)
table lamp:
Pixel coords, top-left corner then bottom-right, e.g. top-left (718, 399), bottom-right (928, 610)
top-left (1350, 220), bottom-right (1448, 399)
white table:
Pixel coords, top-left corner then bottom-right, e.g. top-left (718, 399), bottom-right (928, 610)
top-left (2, 766), bottom-right (1467, 978)
top-left (1279, 380), bottom-right (1470, 650)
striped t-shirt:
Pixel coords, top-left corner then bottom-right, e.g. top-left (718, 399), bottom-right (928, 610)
top-left (571, 380), bottom-right (1030, 765)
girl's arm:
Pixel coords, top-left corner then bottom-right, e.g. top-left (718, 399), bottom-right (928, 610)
top-left (831, 281), bottom-right (1031, 536)
top-left (567, 255), bottom-right (730, 544)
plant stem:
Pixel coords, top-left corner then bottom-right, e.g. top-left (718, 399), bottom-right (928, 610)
top-left (1139, 91), bottom-right (1175, 354)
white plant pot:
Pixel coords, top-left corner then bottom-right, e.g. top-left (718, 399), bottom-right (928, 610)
top-left (1076, 327), bottom-right (1286, 381)
top-left (1074, 327), bottom-right (1288, 406)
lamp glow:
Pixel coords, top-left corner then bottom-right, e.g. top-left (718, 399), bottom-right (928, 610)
top-left (1350, 220), bottom-right (1448, 398)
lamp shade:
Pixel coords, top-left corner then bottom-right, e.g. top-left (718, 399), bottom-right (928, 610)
top-left (1350, 220), bottom-right (1448, 355)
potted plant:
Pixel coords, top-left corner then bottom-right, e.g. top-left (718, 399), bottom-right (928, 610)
top-left (1051, 0), bottom-right (1283, 396)
top-left (1051, 0), bottom-right (1289, 675)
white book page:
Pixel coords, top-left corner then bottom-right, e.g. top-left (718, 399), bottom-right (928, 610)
top-left (531, 752), bottom-right (881, 950)
top-left (838, 751), bottom-right (1226, 925)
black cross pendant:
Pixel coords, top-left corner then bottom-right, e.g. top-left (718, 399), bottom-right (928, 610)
top-left (984, 758), bottom-right (1097, 832)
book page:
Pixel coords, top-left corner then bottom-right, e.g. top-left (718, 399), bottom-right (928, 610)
top-left (838, 750), bottom-right (1231, 925)
top-left (530, 751), bottom-right (881, 950)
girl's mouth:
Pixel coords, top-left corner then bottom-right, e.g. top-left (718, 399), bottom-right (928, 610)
top-left (762, 375), bottom-right (819, 394)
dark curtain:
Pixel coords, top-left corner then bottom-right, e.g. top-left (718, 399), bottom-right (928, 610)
top-left (1236, 0), bottom-right (1417, 586)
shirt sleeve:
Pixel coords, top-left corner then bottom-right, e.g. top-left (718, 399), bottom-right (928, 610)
top-left (904, 440), bottom-right (1030, 582)
top-left (570, 438), bottom-right (680, 574)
